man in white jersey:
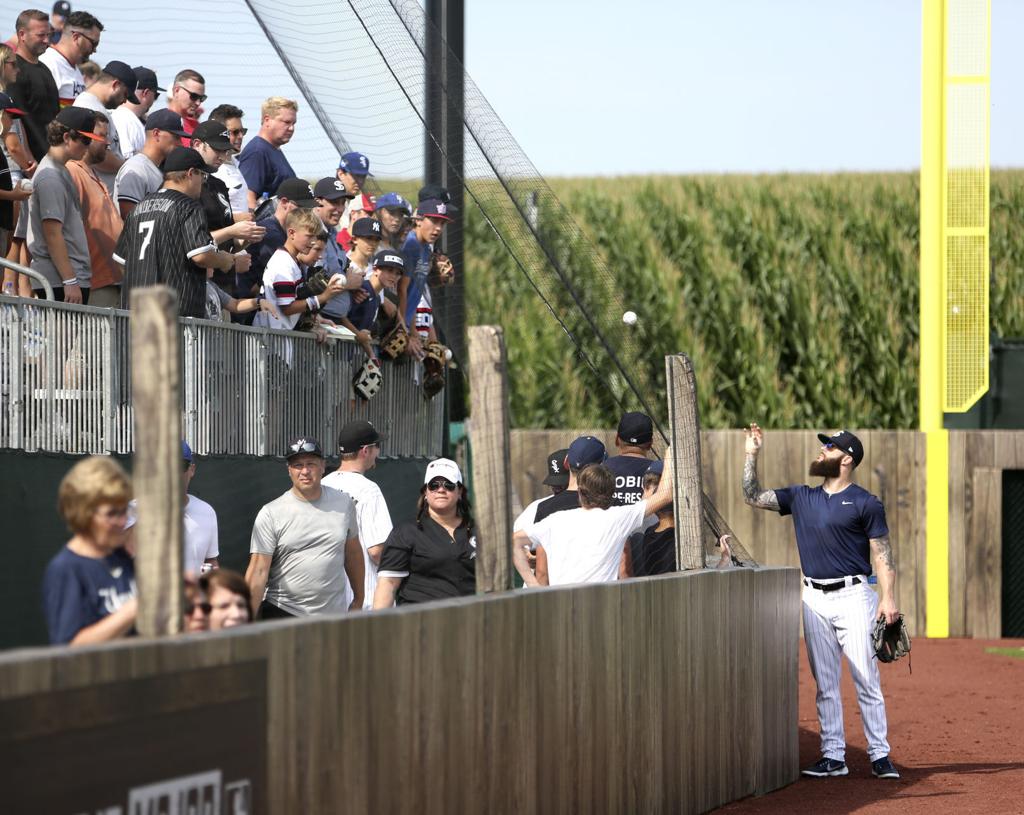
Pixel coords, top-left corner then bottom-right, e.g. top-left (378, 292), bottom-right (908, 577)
top-left (743, 424), bottom-right (900, 780)
top-left (322, 420), bottom-right (392, 610)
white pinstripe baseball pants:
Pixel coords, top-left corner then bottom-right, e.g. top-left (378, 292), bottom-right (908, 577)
top-left (802, 580), bottom-right (890, 762)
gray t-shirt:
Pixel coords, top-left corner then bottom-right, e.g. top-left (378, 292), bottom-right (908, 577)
top-left (27, 154), bottom-right (91, 288)
top-left (73, 91), bottom-right (122, 193)
top-left (250, 486), bottom-right (357, 616)
top-left (204, 280), bottom-right (230, 321)
top-left (114, 153), bottom-right (163, 207)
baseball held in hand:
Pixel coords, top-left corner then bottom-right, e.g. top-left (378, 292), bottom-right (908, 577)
top-left (622, 310), bottom-right (638, 326)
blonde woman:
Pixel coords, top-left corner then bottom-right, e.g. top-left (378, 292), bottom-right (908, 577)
top-left (42, 456), bottom-right (137, 645)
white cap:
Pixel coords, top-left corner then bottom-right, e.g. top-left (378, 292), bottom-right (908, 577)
top-left (424, 458), bottom-right (462, 485)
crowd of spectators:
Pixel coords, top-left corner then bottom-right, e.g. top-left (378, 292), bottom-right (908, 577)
top-left (40, 410), bottom-right (729, 646)
top-left (1, 5), bottom-right (456, 399)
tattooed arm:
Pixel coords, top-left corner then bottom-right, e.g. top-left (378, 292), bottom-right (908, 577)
top-left (870, 534), bottom-right (899, 624)
top-left (742, 423), bottom-right (781, 512)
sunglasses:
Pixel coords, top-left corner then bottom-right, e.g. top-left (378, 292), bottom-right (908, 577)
top-left (228, 127), bottom-right (248, 137)
top-left (186, 601), bottom-right (212, 616)
top-left (73, 30), bottom-right (99, 50)
top-left (289, 439), bottom-right (319, 454)
top-left (822, 442), bottom-right (838, 450)
top-left (178, 87), bottom-right (208, 103)
top-left (427, 478), bottom-right (458, 492)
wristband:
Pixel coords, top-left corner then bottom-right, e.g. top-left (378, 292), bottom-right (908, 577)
top-left (62, 278), bottom-right (79, 287)
top-left (306, 296), bottom-right (319, 313)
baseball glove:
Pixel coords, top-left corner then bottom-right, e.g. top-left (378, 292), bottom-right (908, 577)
top-left (380, 322), bottom-right (409, 360)
top-left (422, 341), bottom-right (448, 399)
top-left (872, 614), bottom-right (911, 663)
top-left (428, 252), bottom-right (455, 287)
top-left (294, 266), bottom-right (331, 332)
top-left (352, 358), bottom-right (383, 401)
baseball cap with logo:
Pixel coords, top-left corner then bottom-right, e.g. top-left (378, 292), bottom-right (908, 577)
top-left (617, 411), bottom-right (654, 446)
top-left (102, 61), bottom-right (140, 104)
top-left (372, 249), bottom-right (405, 272)
top-left (567, 435), bottom-right (607, 470)
top-left (161, 146), bottom-right (216, 174)
top-left (417, 183), bottom-right (459, 212)
top-left (191, 120), bottom-right (233, 152)
top-left (375, 192), bottom-right (412, 214)
top-left (338, 151), bottom-right (372, 176)
top-left (286, 436), bottom-right (324, 460)
top-left (543, 448), bottom-right (570, 487)
top-left (55, 106), bottom-right (106, 141)
top-left (423, 458), bottom-right (462, 485)
top-left (133, 66), bottom-right (165, 93)
top-left (275, 177), bottom-right (316, 208)
top-left (145, 108), bottom-right (188, 137)
top-left (416, 199), bottom-right (452, 221)
top-left (351, 217), bottom-right (382, 239)
top-left (314, 177), bottom-right (355, 201)
top-left (816, 429), bottom-right (864, 468)
top-left (0, 92), bottom-right (25, 118)
top-left (337, 420), bottom-right (383, 454)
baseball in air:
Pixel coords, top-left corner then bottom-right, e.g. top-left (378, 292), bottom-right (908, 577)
top-left (444, 348), bottom-right (453, 361)
top-left (622, 310), bottom-right (638, 326)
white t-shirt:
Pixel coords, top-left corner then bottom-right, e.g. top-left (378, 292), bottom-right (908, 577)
top-left (214, 156), bottom-right (251, 214)
top-left (184, 495), bottom-right (219, 575)
top-left (111, 106), bottom-right (146, 160)
top-left (262, 249), bottom-right (303, 330)
top-left (513, 497), bottom-right (545, 535)
top-left (322, 469), bottom-right (393, 609)
top-left (39, 47), bottom-right (84, 105)
top-left (526, 501), bottom-right (647, 586)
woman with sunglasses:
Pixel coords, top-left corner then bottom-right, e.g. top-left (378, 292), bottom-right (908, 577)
top-left (373, 459), bottom-right (476, 608)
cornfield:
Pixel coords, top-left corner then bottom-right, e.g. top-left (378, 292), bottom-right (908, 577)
top-left (464, 171), bottom-right (1024, 430)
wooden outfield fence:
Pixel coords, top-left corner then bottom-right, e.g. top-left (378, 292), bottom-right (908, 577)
top-left (0, 568), bottom-right (800, 814)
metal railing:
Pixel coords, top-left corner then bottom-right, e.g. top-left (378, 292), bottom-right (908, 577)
top-left (0, 295), bottom-right (444, 459)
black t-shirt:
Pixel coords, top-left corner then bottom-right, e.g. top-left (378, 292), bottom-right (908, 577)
top-left (8, 56), bottom-right (59, 161)
top-left (630, 526), bottom-right (676, 576)
top-left (532, 489), bottom-right (580, 523)
top-left (202, 175), bottom-right (237, 291)
top-left (377, 515), bottom-right (477, 604)
top-left (114, 189), bottom-right (215, 318)
top-left (605, 455), bottom-right (652, 506)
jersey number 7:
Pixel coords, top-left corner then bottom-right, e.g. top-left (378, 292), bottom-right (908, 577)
top-left (138, 221), bottom-right (155, 260)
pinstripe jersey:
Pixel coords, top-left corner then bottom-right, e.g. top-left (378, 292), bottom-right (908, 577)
top-left (115, 189), bottom-right (216, 318)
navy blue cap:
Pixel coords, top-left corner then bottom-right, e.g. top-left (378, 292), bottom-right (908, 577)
top-left (817, 430), bottom-right (864, 467)
top-left (145, 108), bottom-right (188, 136)
top-left (182, 440), bottom-right (193, 462)
top-left (314, 177), bottom-right (354, 201)
top-left (375, 192), bottom-right (411, 214)
top-left (372, 249), bottom-right (405, 271)
top-left (133, 66), bottom-right (164, 93)
top-left (567, 436), bottom-right (607, 470)
top-left (351, 217), bottom-right (382, 239)
top-left (102, 60), bottom-right (140, 105)
top-left (338, 151), bottom-right (372, 176)
top-left (417, 183), bottom-right (459, 211)
top-left (618, 411), bottom-right (653, 445)
top-left (416, 199), bottom-right (453, 220)
top-left (161, 146), bottom-right (216, 174)
top-left (646, 460), bottom-right (664, 476)
top-left (0, 92), bottom-right (25, 117)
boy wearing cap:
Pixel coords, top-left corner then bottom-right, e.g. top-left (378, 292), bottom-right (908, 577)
top-left (312, 176), bottom-right (354, 277)
top-left (513, 448), bottom-right (570, 535)
top-left (606, 411), bottom-right (655, 506)
top-left (73, 60), bottom-right (140, 192)
top-left (259, 207), bottom-right (345, 331)
top-left (246, 436), bottom-right (364, 618)
top-left (399, 199), bottom-right (453, 355)
top-left (238, 96), bottom-right (298, 210)
top-left (322, 420), bottom-right (392, 610)
top-left (113, 108), bottom-right (187, 218)
top-left (114, 147), bottom-right (235, 317)
top-left (39, 10), bottom-right (102, 106)
top-left (743, 424), bottom-right (900, 780)
top-left (111, 66), bottom-right (163, 160)
top-left (207, 104), bottom-right (250, 216)
top-left (241, 176), bottom-right (317, 302)
top-left (338, 249), bottom-right (402, 358)
top-left (336, 150), bottom-right (371, 203)
top-left (337, 193), bottom-right (375, 252)
top-left (27, 106), bottom-right (102, 302)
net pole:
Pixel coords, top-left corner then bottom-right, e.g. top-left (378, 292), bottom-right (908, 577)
top-left (666, 353), bottom-right (704, 571)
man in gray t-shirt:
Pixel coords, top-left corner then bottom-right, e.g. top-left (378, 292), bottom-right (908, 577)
top-left (245, 435), bottom-right (364, 618)
top-left (114, 152), bottom-right (164, 214)
top-left (27, 107), bottom-right (102, 301)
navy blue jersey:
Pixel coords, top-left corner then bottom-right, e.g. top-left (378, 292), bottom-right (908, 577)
top-left (775, 483), bottom-right (889, 579)
top-left (605, 455), bottom-right (652, 506)
top-left (346, 280), bottom-right (382, 331)
top-left (41, 546), bottom-right (136, 644)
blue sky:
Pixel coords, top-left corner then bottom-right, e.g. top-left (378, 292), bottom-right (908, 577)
top-left (24, 0), bottom-right (1020, 178)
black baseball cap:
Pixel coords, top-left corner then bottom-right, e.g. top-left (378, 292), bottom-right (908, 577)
top-left (191, 120), bottom-right (233, 152)
top-left (275, 177), bottom-right (316, 208)
top-left (351, 217), bottom-right (382, 239)
top-left (372, 249), bottom-right (404, 272)
top-left (337, 420), bottom-right (384, 454)
top-left (816, 430), bottom-right (864, 468)
top-left (55, 106), bottom-right (105, 141)
top-left (286, 435), bottom-right (324, 460)
top-left (618, 411), bottom-right (653, 445)
top-left (133, 66), bottom-right (165, 93)
top-left (52, 1), bottom-right (70, 17)
top-left (0, 92), bottom-right (25, 118)
top-left (543, 448), bottom-right (570, 487)
top-left (161, 146), bottom-right (216, 174)
top-left (314, 176), bottom-right (354, 201)
top-left (102, 60), bottom-right (140, 105)
top-left (417, 183), bottom-right (459, 212)
top-left (145, 108), bottom-right (188, 136)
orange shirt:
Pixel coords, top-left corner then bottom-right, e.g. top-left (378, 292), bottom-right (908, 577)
top-left (67, 159), bottom-right (124, 289)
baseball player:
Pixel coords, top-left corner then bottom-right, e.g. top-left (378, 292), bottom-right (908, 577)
top-left (743, 424), bottom-right (900, 780)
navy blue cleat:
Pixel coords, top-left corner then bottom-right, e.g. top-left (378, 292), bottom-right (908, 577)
top-left (871, 756), bottom-right (901, 779)
top-left (801, 757), bottom-right (849, 777)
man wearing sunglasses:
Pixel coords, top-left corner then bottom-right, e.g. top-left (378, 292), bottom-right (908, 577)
top-left (246, 436), bottom-right (364, 619)
top-left (39, 10), bottom-right (103, 106)
top-left (742, 424), bottom-right (900, 781)
top-left (166, 68), bottom-right (206, 145)
top-left (208, 103), bottom-right (251, 217)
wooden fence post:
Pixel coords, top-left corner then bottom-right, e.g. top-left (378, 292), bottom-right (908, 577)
top-left (131, 286), bottom-right (183, 636)
top-left (468, 325), bottom-right (512, 592)
top-left (666, 353), bottom-right (705, 570)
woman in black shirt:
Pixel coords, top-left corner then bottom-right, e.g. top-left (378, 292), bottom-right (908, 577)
top-left (373, 458), bottom-right (476, 607)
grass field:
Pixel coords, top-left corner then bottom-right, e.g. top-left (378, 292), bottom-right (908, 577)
top-left (464, 171), bottom-right (1024, 429)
